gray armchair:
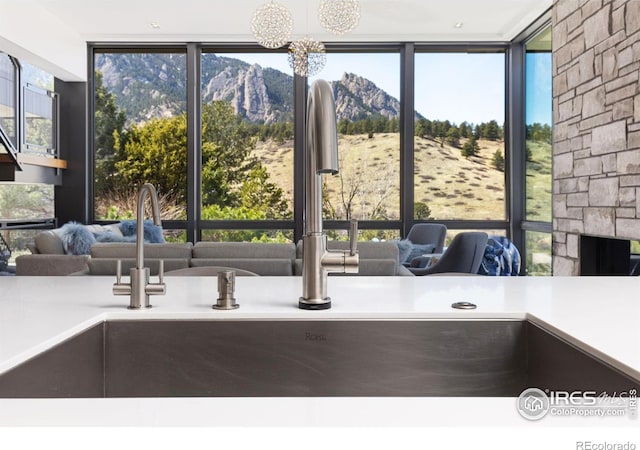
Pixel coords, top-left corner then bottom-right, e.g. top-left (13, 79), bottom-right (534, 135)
top-left (409, 232), bottom-right (488, 276)
top-left (406, 223), bottom-right (447, 254)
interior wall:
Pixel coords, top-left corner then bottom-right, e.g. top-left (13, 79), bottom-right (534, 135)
top-left (552, 0), bottom-right (640, 275)
top-left (54, 79), bottom-right (89, 225)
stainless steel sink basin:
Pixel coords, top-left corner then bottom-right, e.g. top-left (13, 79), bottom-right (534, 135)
top-left (0, 320), bottom-right (637, 398)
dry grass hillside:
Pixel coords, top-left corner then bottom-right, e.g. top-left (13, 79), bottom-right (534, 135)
top-left (254, 133), bottom-right (507, 221)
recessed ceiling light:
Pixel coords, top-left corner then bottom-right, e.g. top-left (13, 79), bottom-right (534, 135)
top-left (454, 22), bottom-right (464, 29)
top-left (150, 22), bottom-right (161, 29)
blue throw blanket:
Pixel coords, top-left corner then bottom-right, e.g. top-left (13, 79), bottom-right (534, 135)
top-left (478, 236), bottom-right (521, 276)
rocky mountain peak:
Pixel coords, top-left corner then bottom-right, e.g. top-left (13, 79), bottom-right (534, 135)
top-left (96, 53), bottom-right (404, 124)
top-left (331, 72), bottom-right (401, 121)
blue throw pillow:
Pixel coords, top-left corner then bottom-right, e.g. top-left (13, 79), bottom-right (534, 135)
top-left (406, 243), bottom-right (435, 263)
top-left (395, 239), bottom-right (413, 264)
top-left (59, 222), bottom-right (96, 255)
top-left (119, 220), bottom-right (165, 243)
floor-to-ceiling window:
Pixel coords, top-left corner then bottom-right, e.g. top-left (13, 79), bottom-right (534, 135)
top-left (199, 51), bottom-right (294, 242)
top-left (84, 39), bottom-right (553, 265)
top-left (310, 50), bottom-right (401, 241)
top-left (92, 49), bottom-right (188, 241)
top-left (523, 25), bottom-right (552, 275)
top-left (414, 50), bottom-right (508, 242)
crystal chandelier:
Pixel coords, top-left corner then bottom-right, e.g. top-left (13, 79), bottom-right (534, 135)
top-left (250, 1), bottom-right (293, 49)
top-left (251, 1), bottom-right (361, 77)
top-left (288, 37), bottom-right (327, 77)
top-left (318, 0), bottom-right (360, 35)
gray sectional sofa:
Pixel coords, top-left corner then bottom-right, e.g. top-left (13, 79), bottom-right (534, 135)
top-left (86, 243), bottom-right (194, 275)
top-left (16, 226), bottom-right (412, 276)
top-left (191, 242), bottom-right (296, 276)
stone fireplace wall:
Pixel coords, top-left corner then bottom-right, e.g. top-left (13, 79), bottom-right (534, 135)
top-left (553, 0), bottom-right (640, 275)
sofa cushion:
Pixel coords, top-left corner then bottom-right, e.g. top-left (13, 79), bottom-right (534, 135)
top-left (190, 258), bottom-right (293, 276)
top-left (88, 258), bottom-right (190, 275)
top-left (16, 254), bottom-right (90, 276)
top-left (192, 242), bottom-right (296, 259)
top-left (34, 230), bottom-right (65, 255)
top-left (90, 242), bottom-right (193, 259)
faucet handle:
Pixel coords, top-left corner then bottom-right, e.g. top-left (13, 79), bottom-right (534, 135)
top-left (349, 218), bottom-right (358, 256)
top-left (112, 259), bottom-right (131, 296)
top-left (157, 259), bottom-right (164, 284)
top-left (115, 259), bottom-right (122, 284)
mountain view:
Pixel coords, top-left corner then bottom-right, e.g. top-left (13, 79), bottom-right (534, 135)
top-left (93, 50), bottom-right (550, 264)
top-left (95, 53), bottom-right (404, 125)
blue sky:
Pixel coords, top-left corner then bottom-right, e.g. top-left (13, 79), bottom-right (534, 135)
top-left (231, 51), bottom-right (551, 126)
top-left (525, 52), bottom-right (552, 125)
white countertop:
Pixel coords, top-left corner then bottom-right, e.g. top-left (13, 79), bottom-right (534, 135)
top-left (1, 275), bottom-right (639, 380)
top-left (0, 275), bottom-right (639, 428)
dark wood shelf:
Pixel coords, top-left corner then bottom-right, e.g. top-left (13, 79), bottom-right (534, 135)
top-left (0, 218), bottom-right (55, 230)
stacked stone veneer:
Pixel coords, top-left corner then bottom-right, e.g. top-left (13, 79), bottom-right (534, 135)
top-left (553, 0), bottom-right (640, 275)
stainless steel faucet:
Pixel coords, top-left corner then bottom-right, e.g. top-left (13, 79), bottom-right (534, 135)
top-left (113, 183), bottom-right (166, 308)
top-left (299, 80), bottom-right (359, 310)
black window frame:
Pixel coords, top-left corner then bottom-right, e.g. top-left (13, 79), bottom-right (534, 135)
top-left (84, 34), bottom-right (548, 254)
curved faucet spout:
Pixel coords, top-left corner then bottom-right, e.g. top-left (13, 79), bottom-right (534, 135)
top-left (136, 183), bottom-right (162, 270)
top-left (305, 80), bottom-right (339, 236)
top-left (300, 80), bottom-right (359, 310)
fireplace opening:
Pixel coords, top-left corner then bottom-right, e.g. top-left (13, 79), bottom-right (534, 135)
top-left (579, 235), bottom-right (637, 275)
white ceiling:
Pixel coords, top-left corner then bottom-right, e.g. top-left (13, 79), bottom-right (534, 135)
top-left (0, 0), bottom-right (552, 81)
top-left (35, 0), bottom-right (551, 42)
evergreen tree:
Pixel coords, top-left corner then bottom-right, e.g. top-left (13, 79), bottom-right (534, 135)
top-left (461, 136), bottom-right (480, 158)
top-left (458, 121), bottom-right (471, 139)
top-left (446, 127), bottom-right (461, 147)
top-left (112, 115), bottom-right (188, 200)
top-left (388, 117), bottom-right (399, 133)
top-left (338, 119), bottom-right (350, 135)
top-left (485, 120), bottom-right (501, 141)
top-left (238, 166), bottom-right (290, 219)
top-left (415, 118), bottom-right (429, 138)
top-left (433, 121), bottom-right (447, 147)
top-left (473, 124), bottom-right (482, 139)
top-left (201, 101), bottom-right (258, 207)
top-left (492, 150), bottom-right (505, 171)
top-left (414, 202), bottom-right (431, 220)
top-left (94, 71), bottom-right (127, 194)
